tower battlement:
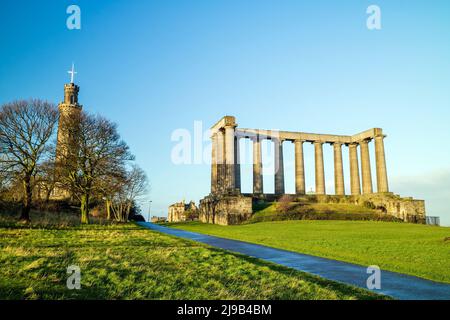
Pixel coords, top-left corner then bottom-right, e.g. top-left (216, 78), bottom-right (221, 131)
top-left (62, 82), bottom-right (80, 106)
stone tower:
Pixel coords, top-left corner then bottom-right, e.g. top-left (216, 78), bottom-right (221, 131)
top-left (52, 81), bottom-right (83, 200)
top-left (55, 82), bottom-right (82, 164)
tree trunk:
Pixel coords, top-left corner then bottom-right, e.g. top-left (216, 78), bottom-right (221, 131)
top-left (106, 199), bottom-right (111, 220)
top-left (45, 186), bottom-right (52, 204)
top-left (20, 176), bottom-right (32, 222)
top-left (80, 193), bottom-right (90, 224)
top-left (125, 201), bottom-right (131, 221)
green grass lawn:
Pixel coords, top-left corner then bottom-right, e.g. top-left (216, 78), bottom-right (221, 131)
top-left (0, 213), bottom-right (383, 300)
top-left (168, 220), bottom-right (450, 284)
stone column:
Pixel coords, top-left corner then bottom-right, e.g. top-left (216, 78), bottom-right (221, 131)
top-left (349, 143), bottom-right (361, 195)
top-left (333, 142), bottom-right (345, 195)
top-left (374, 135), bottom-right (389, 193)
top-left (274, 138), bottom-right (285, 194)
top-left (224, 125), bottom-right (236, 193)
top-left (294, 140), bottom-right (305, 195)
top-left (360, 139), bottom-right (373, 194)
top-left (314, 141), bottom-right (325, 195)
top-left (234, 136), bottom-right (241, 192)
top-left (210, 133), bottom-right (218, 194)
top-left (253, 136), bottom-right (263, 194)
top-left (216, 129), bottom-right (225, 193)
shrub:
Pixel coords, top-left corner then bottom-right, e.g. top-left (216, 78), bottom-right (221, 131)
top-left (185, 209), bottom-right (199, 221)
top-left (276, 195), bottom-right (297, 214)
top-left (363, 201), bottom-right (376, 209)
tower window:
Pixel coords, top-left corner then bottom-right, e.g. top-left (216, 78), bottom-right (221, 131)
top-left (70, 95), bottom-right (75, 104)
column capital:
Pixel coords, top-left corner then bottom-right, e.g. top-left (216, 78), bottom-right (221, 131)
top-left (271, 137), bottom-right (285, 143)
top-left (359, 136), bottom-right (374, 143)
top-left (250, 135), bottom-right (264, 142)
top-left (359, 139), bottom-right (370, 145)
top-left (224, 124), bottom-right (237, 129)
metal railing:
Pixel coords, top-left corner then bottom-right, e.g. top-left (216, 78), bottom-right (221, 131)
top-left (426, 216), bottom-right (440, 226)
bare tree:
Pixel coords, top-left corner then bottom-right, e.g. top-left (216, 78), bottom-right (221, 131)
top-left (34, 156), bottom-right (58, 205)
top-left (58, 112), bottom-right (133, 224)
top-left (109, 164), bottom-right (149, 222)
top-left (0, 100), bottom-right (58, 222)
top-left (97, 168), bottom-right (127, 220)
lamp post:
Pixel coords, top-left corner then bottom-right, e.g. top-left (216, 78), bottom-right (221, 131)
top-left (147, 200), bottom-right (152, 222)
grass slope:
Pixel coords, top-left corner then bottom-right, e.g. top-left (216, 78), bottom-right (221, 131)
top-left (250, 202), bottom-right (398, 223)
top-left (168, 220), bottom-right (450, 283)
top-left (0, 215), bottom-right (383, 300)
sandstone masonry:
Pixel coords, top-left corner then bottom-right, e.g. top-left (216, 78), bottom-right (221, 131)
top-left (168, 200), bottom-right (198, 222)
top-left (198, 116), bottom-right (426, 225)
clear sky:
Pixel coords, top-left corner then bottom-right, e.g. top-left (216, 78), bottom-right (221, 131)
top-left (1, 0), bottom-right (449, 225)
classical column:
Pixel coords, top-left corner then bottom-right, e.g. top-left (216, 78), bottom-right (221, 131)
top-left (333, 142), bottom-right (345, 195)
top-left (349, 143), bottom-right (361, 195)
top-left (374, 135), bottom-right (389, 193)
top-left (314, 141), bottom-right (325, 195)
top-left (360, 139), bottom-right (373, 194)
top-left (274, 138), bottom-right (285, 194)
top-left (224, 125), bottom-right (236, 192)
top-left (253, 136), bottom-right (263, 194)
top-left (294, 140), bottom-right (305, 195)
top-left (234, 136), bottom-right (241, 192)
top-left (210, 133), bottom-right (218, 194)
top-left (216, 129), bottom-right (225, 193)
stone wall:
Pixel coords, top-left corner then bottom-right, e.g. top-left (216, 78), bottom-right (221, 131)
top-left (168, 203), bottom-right (185, 222)
top-left (301, 193), bottom-right (426, 223)
top-left (168, 201), bottom-right (198, 222)
top-left (201, 192), bottom-right (425, 225)
top-left (151, 216), bottom-right (167, 223)
top-left (353, 193), bottom-right (425, 223)
top-left (199, 195), bottom-right (252, 225)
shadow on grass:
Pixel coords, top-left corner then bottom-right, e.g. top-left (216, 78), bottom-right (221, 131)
top-left (197, 247), bottom-right (390, 300)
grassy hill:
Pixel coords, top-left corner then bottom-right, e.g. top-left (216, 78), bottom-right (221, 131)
top-left (0, 213), bottom-right (382, 300)
top-left (168, 220), bottom-right (450, 284)
top-left (250, 201), bottom-right (392, 223)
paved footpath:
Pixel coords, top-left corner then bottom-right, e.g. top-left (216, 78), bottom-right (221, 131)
top-left (138, 222), bottom-right (450, 300)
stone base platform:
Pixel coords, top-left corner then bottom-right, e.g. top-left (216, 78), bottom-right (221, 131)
top-left (199, 194), bottom-right (252, 225)
top-left (349, 193), bottom-right (425, 223)
top-left (200, 192), bottom-right (426, 225)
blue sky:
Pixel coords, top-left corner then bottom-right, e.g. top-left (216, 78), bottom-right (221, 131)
top-left (1, 1), bottom-right (449, 225)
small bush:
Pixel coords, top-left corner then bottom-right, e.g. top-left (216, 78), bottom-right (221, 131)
top-left (276, 195), bottom-right (297, 214)
top-left (185, 209), bottom-right (199, 221)
top-left (363, 201), bottom-right (376, 209)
